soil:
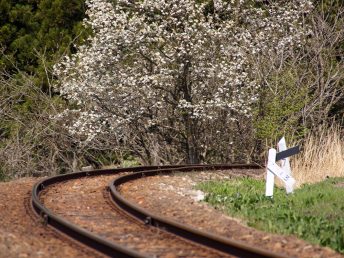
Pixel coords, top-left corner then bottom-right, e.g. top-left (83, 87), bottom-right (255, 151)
top-left (0, 177), bottom-right (97, 258)
top-left (40, 174), bottom-right (229, 258)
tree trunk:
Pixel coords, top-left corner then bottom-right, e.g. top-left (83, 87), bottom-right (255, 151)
top-left (179, 60), bottom-right (200, 164)
top-left (184, 116), bottom-right (199, 164)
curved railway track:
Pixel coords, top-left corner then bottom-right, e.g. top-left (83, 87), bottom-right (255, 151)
top-left (31, 164), bottom-right (290, 258)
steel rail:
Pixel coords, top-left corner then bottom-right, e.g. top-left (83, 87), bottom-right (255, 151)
top-left (109, 164), bottom-right (291, 258)
top-left (31, 165), bottom-right (200, 258)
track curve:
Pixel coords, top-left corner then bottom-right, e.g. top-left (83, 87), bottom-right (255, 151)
top-left (109, 165), bottom-right (290, 258)
top-left (31, 164), bottom-right (290, 258)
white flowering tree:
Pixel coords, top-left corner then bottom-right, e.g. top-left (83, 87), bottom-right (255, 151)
top-left (54, 0), bottom-right (312, 164)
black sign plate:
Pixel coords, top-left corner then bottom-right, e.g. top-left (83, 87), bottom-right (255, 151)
top-left (275, 146), bottom-right (300, 161)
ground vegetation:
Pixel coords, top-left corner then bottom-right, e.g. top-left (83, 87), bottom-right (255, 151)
top-left (198, 176), bottom-right (344, 253)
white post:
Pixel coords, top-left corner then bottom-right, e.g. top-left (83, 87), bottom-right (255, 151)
top-left (278, 137), bottom-right (292, 176)
top-left (267, 162), bottom-right (295, 189)
top-left (265, 137), bottom-right (296, 197)
top-left (277, 137), bottom-right (293, 194)
top-left (265, 148), bottom-right (276, 197)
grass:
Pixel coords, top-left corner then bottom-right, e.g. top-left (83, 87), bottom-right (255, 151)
top-left (121, 157), bottom-right (141, 167)
top-left (197, 177), bottom-right (344, 253)
top-left (291, 124), bottom-right (344, 187)
top-left (0, 167), bottom-right (8, 182)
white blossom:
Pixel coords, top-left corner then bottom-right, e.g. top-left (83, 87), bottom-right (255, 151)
top-left (55, 0), bottom-right (312, 144)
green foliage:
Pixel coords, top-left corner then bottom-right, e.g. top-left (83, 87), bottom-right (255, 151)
top-left (0, 0), bottom-right (90, 172)
top-left (0, 167), bottom-right (7, 181)
top-left (121, 155), bottom-right (141, 168)
top-left (0, 0), bottom-right (89, 80)
top-left (317, 0), bottom-right (344, 20)
top-left (198, 177), bottom-right (344, 253)
top-left (0, 0), bottom-right (89, 148)
top-left (318, 0), bottom-right (344, 119)
top-left (254, 66), bottom-right (309, 145)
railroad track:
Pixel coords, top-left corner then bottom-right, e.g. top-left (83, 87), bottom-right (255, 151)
top-left (31, 164), bottom-right (290, 258)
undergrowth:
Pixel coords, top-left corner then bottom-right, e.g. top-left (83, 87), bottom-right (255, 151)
top-left (292, 124), bottom-right (344, 187)
top-left (197, 177), bottom-right (344, 253)
top-left (0, 167), bottom-right (8, 182)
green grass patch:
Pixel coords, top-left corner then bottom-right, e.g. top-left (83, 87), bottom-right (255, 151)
top-left (0, 167), bottom-right (8, 182)
top-left (121, 156), bottom-right (141, 168)
top-left (197, 177), bottom-right (344, 253)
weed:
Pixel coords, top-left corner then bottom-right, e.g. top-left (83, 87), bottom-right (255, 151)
top-left (291, 124), bottom-right (344, 187)
top-left (198, 177), bottom-right (344, 253)
top-left (0, 167), bottom-right (7, 182)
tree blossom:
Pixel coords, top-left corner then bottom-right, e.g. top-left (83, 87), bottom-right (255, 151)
top-left (54, 0), bottom-right (312, 164)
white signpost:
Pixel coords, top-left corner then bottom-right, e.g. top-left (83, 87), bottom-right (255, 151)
top-left (265, 137), bottom-right (298, 197)
top-left (277, 137), bottom-right (293, 194)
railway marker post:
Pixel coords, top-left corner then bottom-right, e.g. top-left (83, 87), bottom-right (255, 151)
top-left (265, 138), bottom-right (300, 197)
top-left (278, 137), bottom-right (293, 193)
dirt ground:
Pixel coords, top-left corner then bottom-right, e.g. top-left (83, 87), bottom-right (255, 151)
top-left (0, 177), bottom-right (96, 258)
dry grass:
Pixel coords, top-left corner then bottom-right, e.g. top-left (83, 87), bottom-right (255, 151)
top-left (291, 125), bottom-right (344, 187)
